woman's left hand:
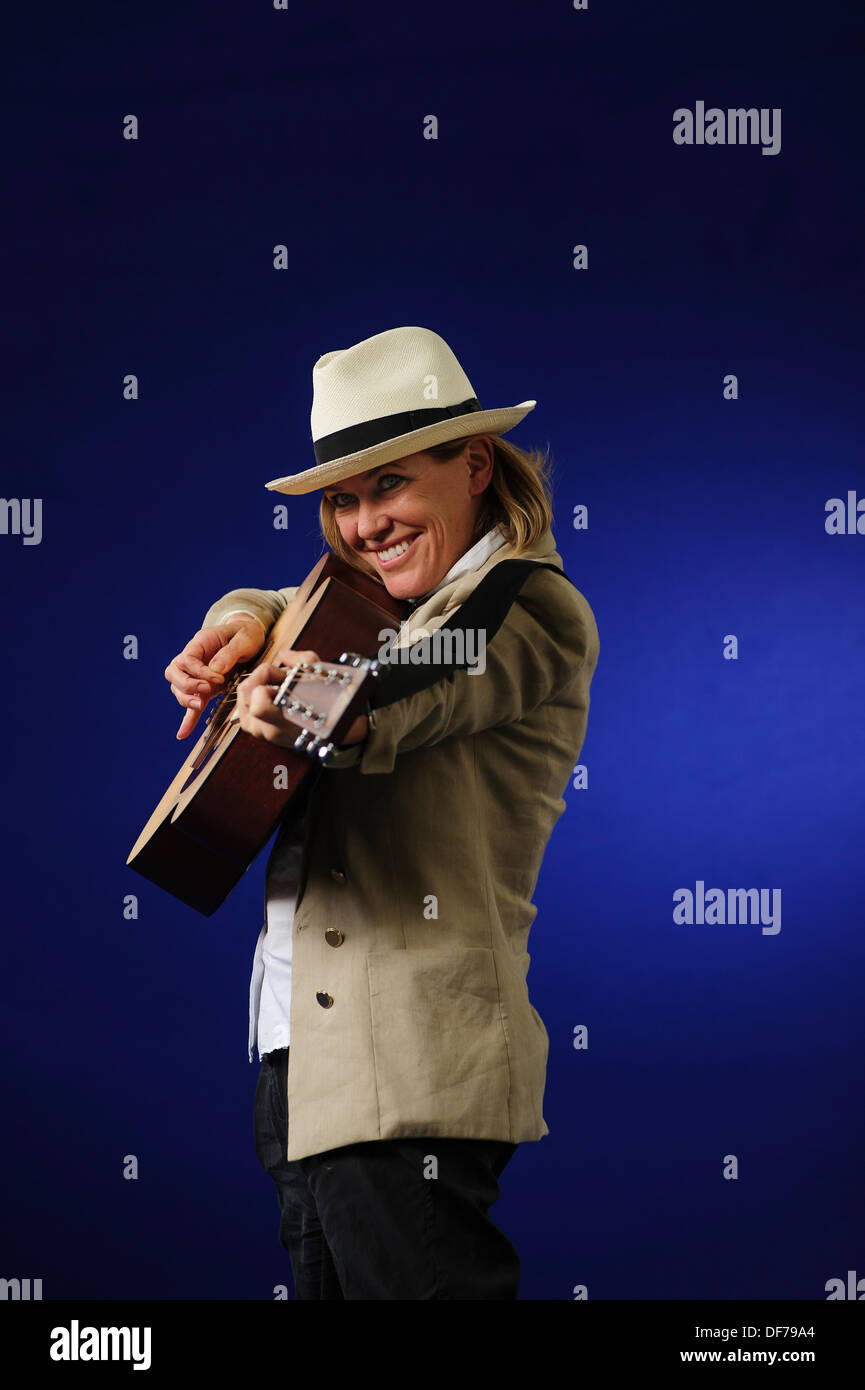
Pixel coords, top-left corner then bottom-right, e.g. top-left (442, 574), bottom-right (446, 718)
top-left (236, 649), bottom-right (369, 748)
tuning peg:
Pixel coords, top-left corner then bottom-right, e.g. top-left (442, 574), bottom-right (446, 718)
top-left (293, 730), bottom-right (310, 750)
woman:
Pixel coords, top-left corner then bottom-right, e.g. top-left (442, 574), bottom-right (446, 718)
top-left (164, 326), bottom-right (600, 1299)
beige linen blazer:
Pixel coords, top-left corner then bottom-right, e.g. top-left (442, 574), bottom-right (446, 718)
top-left (202, 527), bottom-right (600, 1160)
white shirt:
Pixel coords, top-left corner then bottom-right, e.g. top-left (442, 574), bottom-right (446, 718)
top-left (248, 524), bottom-right (508, 1062)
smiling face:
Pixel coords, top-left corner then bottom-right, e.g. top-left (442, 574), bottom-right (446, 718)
top-left (321, 436), bottom-right (495, 599)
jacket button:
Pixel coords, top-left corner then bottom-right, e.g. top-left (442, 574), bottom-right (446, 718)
top-left (329, 868), bottom-right (346, 884)
top-left (325, 927), bottom-right (344, 948)
top-left (316, 991), bottom-right (334, 1008)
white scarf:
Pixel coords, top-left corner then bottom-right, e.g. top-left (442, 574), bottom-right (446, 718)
top-left (392, 524), bottom-right (562, 650)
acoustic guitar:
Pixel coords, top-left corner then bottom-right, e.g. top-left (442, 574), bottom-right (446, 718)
top-left (126, 551), bottom-right (407, 916)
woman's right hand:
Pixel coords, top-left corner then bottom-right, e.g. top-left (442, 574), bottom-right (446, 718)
top-left (165, 615), bottom-right (268, 740)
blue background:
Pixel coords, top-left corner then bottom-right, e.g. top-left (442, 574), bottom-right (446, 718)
top-left (2, 0), bottom-right (863, 1300)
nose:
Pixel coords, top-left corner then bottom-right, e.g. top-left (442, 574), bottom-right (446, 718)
top-left (355, 498), bottom-right (391, 541)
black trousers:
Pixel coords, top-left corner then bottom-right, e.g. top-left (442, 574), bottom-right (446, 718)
top-left (253, 1047), bottom-right (520, 1299)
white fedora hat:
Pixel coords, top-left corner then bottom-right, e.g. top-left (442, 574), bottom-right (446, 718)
top-left (265, 325), bottom-right (536, 495)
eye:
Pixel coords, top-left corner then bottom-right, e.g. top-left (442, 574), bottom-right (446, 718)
top-left (327, 474), bottom-right (406, 508)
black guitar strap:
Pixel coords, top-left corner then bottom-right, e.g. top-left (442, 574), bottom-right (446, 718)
top-left (368, 559), bottom-right (576, 711)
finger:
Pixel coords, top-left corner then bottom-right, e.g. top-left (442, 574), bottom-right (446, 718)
top-left (172, 651), bottom-right (225, 683)
top-left (274, 648), bottom-right (320, 667)
top-left (247, 685), bottom-right (285, 720)
top-left (237, 703), bottom-right (279, 742)
top-left (186, 656), bottom-right (225, 681)
top-left (236, 681), bottom-right (278, 721)
top-left (169, 683), bottom-right (203, 708)
top-left (167, 668), bottom-right (219, 699)
top-left (210, 632), bottom-right (259, 674)
top-left (165, 661), bottom-right (223, 696)
top-left (236, 684), bottom-right (283, 728)
top-left (237, 664), bottom-right (285, 699)
top-left (176, 704), bottom-right (202, 740)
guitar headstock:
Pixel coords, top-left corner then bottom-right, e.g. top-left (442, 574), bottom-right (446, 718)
top-left (271, 652), bottom-right (378, 760)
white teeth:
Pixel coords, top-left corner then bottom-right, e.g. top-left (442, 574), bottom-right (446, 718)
top-left (376, 537), bottom-right (414, 562)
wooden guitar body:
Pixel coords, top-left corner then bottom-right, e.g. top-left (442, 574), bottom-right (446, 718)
top-left (127, 552), bottom-right (406, 916)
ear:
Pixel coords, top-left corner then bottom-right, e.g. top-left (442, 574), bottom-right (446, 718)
top-left (466, 435), bottom-right (494, 494)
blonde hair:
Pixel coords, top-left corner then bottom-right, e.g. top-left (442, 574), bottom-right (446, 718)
top-left (318, 433), bottom-right (554, 585)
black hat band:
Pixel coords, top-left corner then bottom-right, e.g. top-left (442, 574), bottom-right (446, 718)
top-left (312, 397), bottom-right (483, 466)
